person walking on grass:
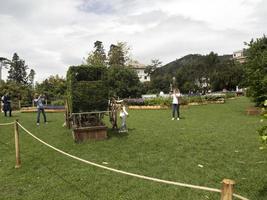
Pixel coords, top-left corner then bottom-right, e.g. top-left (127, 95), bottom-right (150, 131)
top-left (171, 88), bottom-right (181, 120)
top-left (34, 94), bottom-right (47, 126)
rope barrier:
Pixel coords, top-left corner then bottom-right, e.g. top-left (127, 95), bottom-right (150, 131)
top-left (16, 122), bottom-right (249, 200)
top-left (0, 122), bottom-right (15, 126)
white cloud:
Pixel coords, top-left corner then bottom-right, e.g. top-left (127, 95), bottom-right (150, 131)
top-left (0, 0), bottom-right (266, 82)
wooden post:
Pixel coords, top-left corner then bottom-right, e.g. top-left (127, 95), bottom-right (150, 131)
top-left (14, 119), bottom-right (21, 168)
top-left (221, 179), bottom-right (235, 200)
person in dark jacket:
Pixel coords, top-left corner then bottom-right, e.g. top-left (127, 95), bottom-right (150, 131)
top-left (1, 93), bottom-right (12, 117)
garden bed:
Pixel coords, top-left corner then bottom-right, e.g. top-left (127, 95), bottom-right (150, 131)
top-left (129, 105), bottom-right (169, 110)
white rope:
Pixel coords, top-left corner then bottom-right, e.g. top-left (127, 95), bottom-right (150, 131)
top-left (0, 122), bottom-right (15, 126)
top-left (233, 193), bottom-right (250, 200)
top-left (17, 122), bottom-right (249, 200)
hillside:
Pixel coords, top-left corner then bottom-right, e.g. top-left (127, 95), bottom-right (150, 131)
top-left (152, 53), bottom-right (232, 77)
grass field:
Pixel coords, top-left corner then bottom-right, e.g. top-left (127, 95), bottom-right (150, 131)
top-left (0, 97), bottom-right (267, 200)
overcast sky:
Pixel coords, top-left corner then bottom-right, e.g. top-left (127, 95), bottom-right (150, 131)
top-left (0, 0), bottom-right (266, 82)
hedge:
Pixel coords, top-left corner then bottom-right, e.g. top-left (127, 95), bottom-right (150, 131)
top-left (66, 65), bottom-right (108, 113)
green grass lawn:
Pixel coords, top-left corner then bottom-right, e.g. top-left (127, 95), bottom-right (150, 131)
top-left (0, 97), bottom-right (267, 200)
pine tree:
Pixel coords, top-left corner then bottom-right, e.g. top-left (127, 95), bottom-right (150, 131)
top-left (7, 53), bottom-right (28, 84)
top-left (86, 41), bottom-right (107, 67)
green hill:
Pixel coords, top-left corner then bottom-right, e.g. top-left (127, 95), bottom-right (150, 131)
top-left (149, 53), bottom-right (241, 93)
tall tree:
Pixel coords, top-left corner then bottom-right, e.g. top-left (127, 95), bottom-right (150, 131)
top-left (27, 69), bottom-right (36, 88)
top-left (144, 59), bottom-right (162, 76)
top-left (108, 42), bottom-right (130, 67)
top-left (244, 35), bottom-right (267, 105)
top-left (107, 66), bottom-right (141, 98)
top-left (7, 53), bottom-right (28, 84)
top-left (86, 41), bottom-right (107, 67)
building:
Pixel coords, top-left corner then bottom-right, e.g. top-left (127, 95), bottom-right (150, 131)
top-left (233, 49), bottom-right (246, 63)
top-left (128, 60), bottom-right (150, 82)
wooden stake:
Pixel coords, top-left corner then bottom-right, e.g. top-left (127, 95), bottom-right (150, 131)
top-left (221, 179), bottom-right (235, 200)
top-left (14, 119), bottom-right (21, 168)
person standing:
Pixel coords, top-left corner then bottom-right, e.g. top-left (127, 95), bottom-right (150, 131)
top-left (171, 88), bottom-right (181, 120)
top-left (2, 93), bottom-right (12, 117)
top-left (34, 94), bottom-right (47, 125)
top-left (119, 102), bottom-right (129, 132)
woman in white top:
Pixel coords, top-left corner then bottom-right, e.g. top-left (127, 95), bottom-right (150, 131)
top-left (171, 88), bottom-right (181, 120)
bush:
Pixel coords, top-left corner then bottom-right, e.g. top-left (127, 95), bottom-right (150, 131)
top-left (51, 100), bottom-right (65, 106)
top-left (225, 92), bottom-right (236, 99)
top-left (257, 126), bottom-right (267, 146)
top-left (67, 65), bottom-right (108, 113)
top-left (144, 97), bottom-right (172, 106)
top-left (203, 94), bottom-right (225, 102)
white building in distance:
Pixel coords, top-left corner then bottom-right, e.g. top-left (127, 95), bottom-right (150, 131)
top-left (128, 60), bottom-right (150, 82)
top-left (233, 49), bottom-right (246, 63)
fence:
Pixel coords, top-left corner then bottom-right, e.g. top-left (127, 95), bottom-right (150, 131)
top-left (0, 120), bottom-right (249, 200)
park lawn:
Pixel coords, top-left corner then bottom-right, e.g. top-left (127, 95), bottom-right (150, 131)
top-left (0, 97), bottom-right (267, 200)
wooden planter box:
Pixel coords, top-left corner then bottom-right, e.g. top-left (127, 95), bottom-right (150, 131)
top-left (72, 126), bottom-right (107, 142)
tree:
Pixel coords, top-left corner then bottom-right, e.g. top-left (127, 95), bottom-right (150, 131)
top-left (244, 35), bottom-right (267, 105)
top-left (144, 59), bottom-right (162, 76)
top-left (27, 69), bottom-right (36, 88)
top-left (210, 60), bottom-right (244, 91)
top-left (86, 41), bottom-right (107, 67)
top-left (107, 66), bottom-right (141, 98)
top-left (35, 75), bottom-right (67, 101)
top-left (7, 53), bottom-right (28, 84)
top-left (108, 42), bottom-right (130, 67)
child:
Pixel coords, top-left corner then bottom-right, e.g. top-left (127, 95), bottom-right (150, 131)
top-left (119, 102), bottom-right (129, 133)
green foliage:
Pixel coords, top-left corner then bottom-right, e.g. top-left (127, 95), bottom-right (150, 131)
top-left (0, 80), bottom-right (34, 109)
top-left (152, 53), bottom-right (242, 93)
top-left (7, 53), bottom-right (34, 85)
top-left (144, 97), bottom-right (172, 106)
top-left (225, 92), bottom-right (236, 99)
top-left (108, 43), bottom-right (127, 67)
top-left (51, 99), bottom-right (65, 106)
top-left (35, 75), bottom-right (67, 101)
top-left (107, 65), bottom-right (141, 98)
top-left (257, 125), bottom-right (267, 146)
top-left (86, 40), bottom-right (107, 67)
top-left (144, 59), bottom-right (162, 76)
top-left (244, 35), bottom-right (267, 106)
top-left (67, 65), bottom-right (108, 113)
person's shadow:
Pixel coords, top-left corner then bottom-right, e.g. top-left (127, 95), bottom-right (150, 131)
top-left (107, 128), bottom-right (136, 138)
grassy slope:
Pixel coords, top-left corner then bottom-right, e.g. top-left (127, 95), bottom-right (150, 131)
top-left (0, 97), bottom-right (266, 200)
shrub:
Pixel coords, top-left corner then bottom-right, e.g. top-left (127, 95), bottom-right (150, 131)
top-left (225, 92), bottom-right (236, 99)
top-left (51, 100), bottom-right (65, 106)
top-left (203, 94), bottom-right (225, 102)
top-left (66, 65), bottom-right (108, 113)
top-left (144, 97), bottom-right (172, 106)
top-left (257, 126), bottom-right (267, 147)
